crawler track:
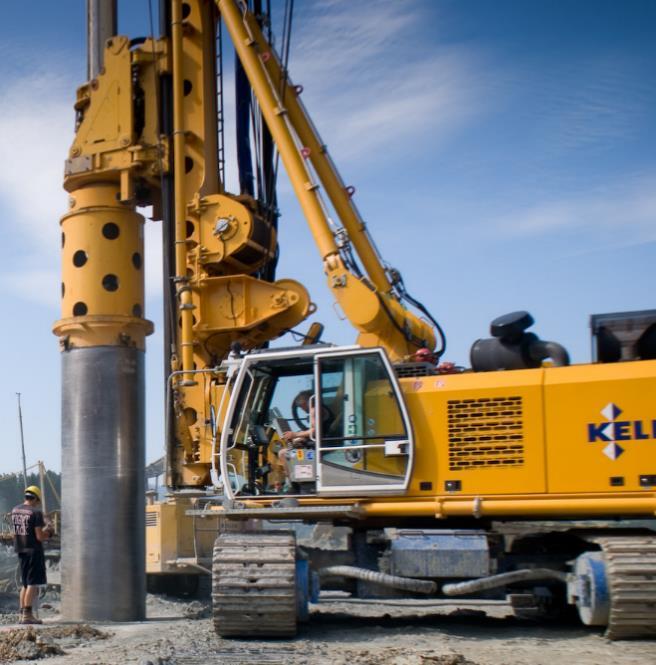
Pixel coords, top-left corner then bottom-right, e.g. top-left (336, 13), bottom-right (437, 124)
top-left (212, 531), bottom-right (297, 638)
top-left (599, 536), bottom-right (656, 640)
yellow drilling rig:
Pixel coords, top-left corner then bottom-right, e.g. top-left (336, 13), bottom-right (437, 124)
top-left (55, 0), bottom-right (656, 638)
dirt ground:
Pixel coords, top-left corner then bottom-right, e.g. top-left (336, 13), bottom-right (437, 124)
top-left (0, 589), bottom-right (654, 665)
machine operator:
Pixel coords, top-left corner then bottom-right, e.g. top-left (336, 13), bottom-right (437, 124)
top-left (276, 390), bottom-right (334, 491)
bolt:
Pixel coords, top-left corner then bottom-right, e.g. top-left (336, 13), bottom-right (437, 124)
top-left (214, 218), bottom-right (231, 235)
top-left (272, 294), bottom-right (287, 308)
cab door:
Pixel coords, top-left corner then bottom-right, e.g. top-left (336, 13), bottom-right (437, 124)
top-left (314, 348), bottom-right (414, 496)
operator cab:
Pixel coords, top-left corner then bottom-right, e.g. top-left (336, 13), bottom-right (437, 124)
top-left (219, 346), bottom-right (413, 498)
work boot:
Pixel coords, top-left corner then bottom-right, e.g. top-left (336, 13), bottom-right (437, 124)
top-left (20, 607), bottom-right (42, 625)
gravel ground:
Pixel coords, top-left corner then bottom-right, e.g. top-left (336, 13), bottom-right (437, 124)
top-left (0, 590), bottom-right (654, 664)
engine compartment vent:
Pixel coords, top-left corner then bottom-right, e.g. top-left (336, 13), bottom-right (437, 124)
top-left (145, 511), bottom-right (159, 527)
top-left (447, 396), bottom-right (525, 470)
top-left (394, 362), bottom-right (436, 378)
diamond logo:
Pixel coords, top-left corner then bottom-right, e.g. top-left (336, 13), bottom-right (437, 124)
top-left (601, 422), bottom-right (615, 440)
top-left (601, 402), bottom-right (622, 421)
top-left (603, 442), bottom-right (624, 460)
top-left (587, 402), bottom-right (644, 461)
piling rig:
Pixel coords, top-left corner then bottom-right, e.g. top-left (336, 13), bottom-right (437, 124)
top-left (54, 0), bottom-right (656, 637)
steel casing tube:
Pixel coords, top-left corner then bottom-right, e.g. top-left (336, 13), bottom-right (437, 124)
top-left (61, 346), bottom-right (145, 621)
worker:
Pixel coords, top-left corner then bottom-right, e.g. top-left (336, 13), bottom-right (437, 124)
top-left (412, 348), bottom-right (459, 375)
top-left (277, 390), bottom-right (314, 474)
top-left (11, 485), bottom-right (51, 624)
top-left (413, 347), bottom-right (437, 364)
top-left (283, 390), bottom-right (315, 443)
top-left (276, 390), bottom-right (334, 491)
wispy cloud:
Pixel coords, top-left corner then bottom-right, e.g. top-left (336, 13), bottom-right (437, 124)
top-left (0, 68), bottom-right (167, 307)
top-left (289, 0), bottom-right (416, 78)
top-left (0, 268), bottom-right (60, 309)
top-left (0, 70), bottom-right (74, 307)
top-left (286, 0), bottom-right (488, 162)
top-left (0, 73), bottom-right (73, 255)
top-left (491, 174), bottom-right (656, 252)
top-left (519, 54), bottom-right (652, 156)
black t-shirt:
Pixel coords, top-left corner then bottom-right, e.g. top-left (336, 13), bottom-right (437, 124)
top-left (11, 503), bottom-right (44, 553)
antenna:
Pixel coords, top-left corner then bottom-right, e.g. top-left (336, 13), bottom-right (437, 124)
top-left (16, 392), bottom-right (27, 489)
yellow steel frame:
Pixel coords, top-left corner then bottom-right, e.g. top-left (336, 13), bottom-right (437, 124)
top-left (231, 358), bottom-right (656, 519)
top-left (55, 0), bottom-right (313, 488)
top-left (217, 0), bottom-right (436, 360)
top-left (171, 0), bottom-right (195, 379)
top-left (244, 492), bottom-right (656, 519)
top-left (54, 32), bottom-right (165, 351)
top-left (55, 0), bottom-right (656, 518)
top-left (167, 0), bottom-right (312, 485)
top-left (51, 0), bottom-right (654, 574)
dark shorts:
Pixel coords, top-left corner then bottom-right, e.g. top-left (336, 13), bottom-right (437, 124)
top-left (18, 550), bottom-right (47, 587)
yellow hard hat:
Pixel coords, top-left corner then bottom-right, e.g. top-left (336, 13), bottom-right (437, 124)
top-left (24, 485), bottom-right (42, 501)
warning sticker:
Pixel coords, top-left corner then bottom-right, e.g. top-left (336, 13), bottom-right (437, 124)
top-left (293, 464), bottom-right (314, 480)
top-left (296, 449), bottom-right (305, 461)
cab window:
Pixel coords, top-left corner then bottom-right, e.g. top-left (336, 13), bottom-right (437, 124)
top-left (317, 352), bottom-right (409, 488)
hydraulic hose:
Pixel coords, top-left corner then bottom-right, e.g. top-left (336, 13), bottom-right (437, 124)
top-left (442, 568), bottom-right (567, 597)
top-left (319, 566), bottom-right (437, 595)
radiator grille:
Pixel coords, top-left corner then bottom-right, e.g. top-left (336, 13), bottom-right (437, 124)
top-left (394, 363), bottom-right (436, 378)
top-left (448, 396), bottom-right (524, 470)
top-left (146, 511), bottom-right (159, 527)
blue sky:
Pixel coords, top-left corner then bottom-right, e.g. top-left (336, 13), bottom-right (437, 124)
top-left (0, 1), bottom-right (654, 474)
